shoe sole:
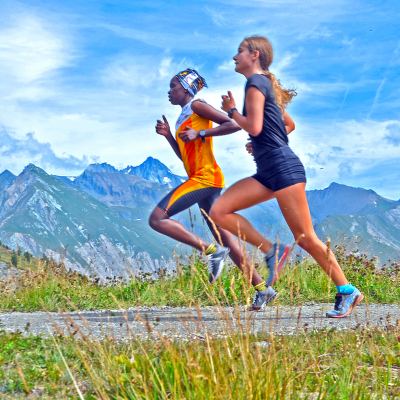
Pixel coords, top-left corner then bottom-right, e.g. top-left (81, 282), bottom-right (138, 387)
top-left (326, 293), bottom-right (364, 318)
top-left (249, 291), bottom-right (278, 312)
top-left (267, 245), bottom-right (290, 286)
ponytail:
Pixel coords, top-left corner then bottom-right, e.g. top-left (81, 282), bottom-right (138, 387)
top-left (263, 70), bottom-right (297, 113)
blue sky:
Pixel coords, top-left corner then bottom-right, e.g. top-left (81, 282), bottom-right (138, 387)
top-left (0, 0), bottom-right (399, 198)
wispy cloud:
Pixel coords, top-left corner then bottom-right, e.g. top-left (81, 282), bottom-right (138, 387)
top-left (290, 118), bottom-right (400, 197)
top-left (204, 6), bottom-right (226, 26)
top-left (338, 160), bottom-right (353, 179)
top-left (218, 60), bottom-right (235, 71)
top-left (298, 26), bottom-right (335, 40)
top-left (367, 78), bottom-right (386, 119)
top-left (0, 129), bottom-right (93, 173)
top-left (0, 14), bottom-right (72, 84)
top-left (0, 0), bottom-right (398, 200)
top-left (384, 123), bottom-right (400, 146)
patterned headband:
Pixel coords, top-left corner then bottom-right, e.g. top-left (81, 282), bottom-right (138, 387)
top-left (175, 68), bottom-right (208, 96)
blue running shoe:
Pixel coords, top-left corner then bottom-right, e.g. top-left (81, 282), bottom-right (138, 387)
top-left (249, 286), bottom-right (277, 312)
top-left (326, 288), bottom-right (364, 318)
top-left (265, 243), bottom-right (290, 286)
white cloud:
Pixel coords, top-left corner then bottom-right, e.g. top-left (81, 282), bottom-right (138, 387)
top-left (298, 26), bottom-right (335, 40)
top-left (290, 118), bottom-right (400, 194)
top-left (0, 14), bottom-right (72, 84)
top-left (0, 129), bottom-right (93, 174)
top-left (159, 57), bottom-right (173, 78)
top-left (384, 123), bottom-right (400, 146)
top-left (342, 37), bottom-right (355, 47)
top-left (204, 6), bottom-right (226, 26)
top-left (218, 60), bottom-right (235, 71)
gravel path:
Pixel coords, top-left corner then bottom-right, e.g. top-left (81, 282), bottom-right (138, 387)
top-left (1, 303), bottom-right (399, 340)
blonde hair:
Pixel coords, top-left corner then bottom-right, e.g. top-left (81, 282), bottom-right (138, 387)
top-left (244, 35), bottom-right (297, 113)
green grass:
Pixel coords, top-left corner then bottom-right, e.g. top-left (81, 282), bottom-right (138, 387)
top-left (1, 244), bottom-right (400, 398)
top-left (0, 244), bottom-right (399, 313)
top-left (1, 324), bottom-right (400, 399)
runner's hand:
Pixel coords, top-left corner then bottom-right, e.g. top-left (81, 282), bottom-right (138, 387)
top-left (155, 115), bottom-right (171, 137)
top-left (246, 138), bottom-right (253, 156)
top-left (221, 91), bottom-right (236, 113)
top-left (179, 126), bottom-right (200, 143)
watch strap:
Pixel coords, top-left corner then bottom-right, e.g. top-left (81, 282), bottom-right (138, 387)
top-left (228, 108), bottom-right (237, 119)
top-left (198, 129), bottom-right (206, 143)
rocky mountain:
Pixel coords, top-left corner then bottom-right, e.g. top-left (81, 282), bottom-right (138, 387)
top-left (242, 183), bottom-right (400, 262)
top-left (0, 170), bottom-right (16, 190)
top-left (120, 157), bottom-right (187, 188)
top-left (54, 158), bottom-right (187, 192)
top-left (306, 183), bottom-right (399, 223)
top-left (1, 157), bottom-right (399, 276)
top-left (53, 157), bottom-right (186, 220)
top-left (0, 164), bottom-right (177, 280)
top-left (53, 159), bottom-right (400, 263)
top-left (314, 206), bottom-right (400, 262)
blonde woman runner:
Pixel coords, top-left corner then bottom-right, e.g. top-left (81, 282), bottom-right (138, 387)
top-left (210, 36), bottom-right (363, 317)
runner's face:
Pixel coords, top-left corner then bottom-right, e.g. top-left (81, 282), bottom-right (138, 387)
top-left (233, 41), bottom-right (254, 74)
top-left (168, 77), bottom-right (187, 105)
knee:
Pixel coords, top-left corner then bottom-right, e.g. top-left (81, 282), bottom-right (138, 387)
top-left (148, 211), bottom-right (164, 231)
top-left (297, 234), bottom-right (318, 253)
top-left (209, 204), bottom-right (224, 226)
top-left (148, 214), bottom-right (158, 230)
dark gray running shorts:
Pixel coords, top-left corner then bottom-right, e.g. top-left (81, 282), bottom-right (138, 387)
top-left (252, 145), bottom-right (306, 192)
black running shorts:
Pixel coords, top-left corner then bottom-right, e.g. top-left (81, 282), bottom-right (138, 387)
top-left (157, 179), bottom-right (222, 225)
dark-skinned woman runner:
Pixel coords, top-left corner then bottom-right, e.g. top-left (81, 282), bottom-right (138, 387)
top-left (149, 68), bottom-right (292, 309)
top-left (210, 36), bottom-right (363, 317)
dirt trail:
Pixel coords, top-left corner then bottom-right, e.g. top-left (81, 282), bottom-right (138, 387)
top-left (1, 303), bottom-right (399, 340)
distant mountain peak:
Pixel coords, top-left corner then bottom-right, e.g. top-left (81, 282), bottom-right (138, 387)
top-left (0, 169), bottom-right (15, 178)
top-left (23, 164), bottom-right (47, 174)
top-left (85, 163), bottom-right (118, 174)
top-left (327, 182), bottom-right (380, 194)
top-left (0, 169), bottom-right (16, 190)
top-left (129, 157), bottom-right (172, 173)
top-left (120, 157), bottom-right (186, 187)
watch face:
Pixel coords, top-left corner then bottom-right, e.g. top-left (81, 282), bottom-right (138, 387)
top-left (199, 129), bottom-right (206, 137)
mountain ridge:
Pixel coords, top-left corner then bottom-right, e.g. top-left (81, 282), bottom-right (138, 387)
top-left (1, 158), bottom-right (399, 272)
top-left (0, 164), bottom-right (177, 279)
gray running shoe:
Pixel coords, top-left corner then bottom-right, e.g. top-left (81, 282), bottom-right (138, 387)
top-left (207, 244), bottom-right (229, 284)
top-left (249, 286), bottom-right (277, 312)
top-left (326, 288), bottom-right (364, 318)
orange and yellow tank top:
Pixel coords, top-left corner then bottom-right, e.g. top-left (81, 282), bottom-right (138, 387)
top-left (175, 99), bottom-right (225, 188)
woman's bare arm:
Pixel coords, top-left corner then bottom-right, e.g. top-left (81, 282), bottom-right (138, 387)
top-left (222, 90), bottom-right (295, 136)
top-left (178, 101), bottom-right (241, 143)
top-left (283, 110), bottom-right (295, 134)
top-left (221, 88), bottom-right (264, 136)
top-left (155, 115), bottom-right (182, 160)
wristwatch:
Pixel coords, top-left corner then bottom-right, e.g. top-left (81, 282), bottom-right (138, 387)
top-left (228, 108), bottom-right (237, 119)
top-left (198, 129), bottom-right (206, 143)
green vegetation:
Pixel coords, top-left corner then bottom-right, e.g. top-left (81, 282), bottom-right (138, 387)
top-left (0, 244), bottom-right (399, 313)
top-left (1, 322), bottom-right (400, 398)
top-left (0, 244), bottom-right (38, 270)
top-left (1, 243), bottom-right (400, 398)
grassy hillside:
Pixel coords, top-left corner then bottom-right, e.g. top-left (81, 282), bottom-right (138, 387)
top-left (0, 242), bottom-right (40, 271)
